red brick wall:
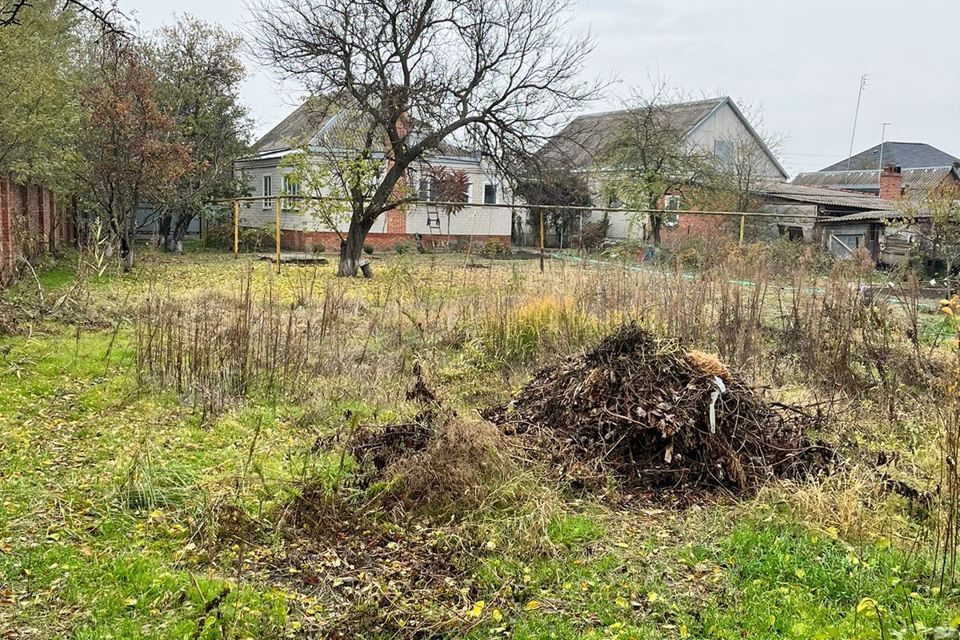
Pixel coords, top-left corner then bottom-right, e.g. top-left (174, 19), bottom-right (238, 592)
top-left (0, 174), bottom-right (74, 284)
top-left (279, 230), bottom-right (511, 253)
top-left (660, 213), bottom-right (725, 249)
top-left (880, 167), bottom-right (903, 201)
top-left (384, 208), bottom-right (406, 234)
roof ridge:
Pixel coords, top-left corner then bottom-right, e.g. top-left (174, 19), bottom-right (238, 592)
top-left (569, 96), bottom-right (728, 122)
top-left (797, 165), bottom-right (955, 176)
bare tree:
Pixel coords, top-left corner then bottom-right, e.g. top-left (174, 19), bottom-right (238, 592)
top-left (692, 104), bottom-right (785, 221)
top-left (901, 182), bottom-right (960, 295)
top-left (601, 83), bottom-right (711, 247)
top-left (252, 0), bottom-right (601, 276)
top-left (1, 0), bottom-right (125, 34)
top-left (515, 165), bottom-right (592, 249)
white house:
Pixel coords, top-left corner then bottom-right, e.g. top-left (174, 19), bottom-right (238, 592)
top-left (539, 96), bottom-right (789, 243)
top-left (234, 102), bottom-right (512, 252)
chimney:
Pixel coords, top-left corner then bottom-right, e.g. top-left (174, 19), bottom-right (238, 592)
top-left (880, 164), bottom-right (903, 200)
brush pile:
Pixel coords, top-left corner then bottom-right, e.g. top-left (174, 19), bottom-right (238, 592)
top-left (487, 323), bottom-right (831, 495)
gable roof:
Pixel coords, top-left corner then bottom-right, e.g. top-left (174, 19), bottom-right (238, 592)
top-left (249, 100), bottom-right (479, 161)
top-left (821, 142), bottom-right (960, 172)
top-left (538, 96), bottom-right (787, 178)
top-left (793, 165), bottom-right (960, 199)
top-left (539, 97), bottom-right (724, 167)
top-left (252, 101), bottom-right (334, 154)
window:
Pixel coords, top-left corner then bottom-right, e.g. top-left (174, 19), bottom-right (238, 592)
top-left (282, 175), bottom-right (299, 210)
top-left (419, 174), bottom-right (470, 203)
top-left (714, 139), bottom-right (734, 166)
top-left (778, 226), bottom-right (804, 242)
top-left (419, 176), bottom-right (434, 201)
top-left (484, 184), bottom-right (497, 205)
top-left (262, 175), bottom-right (273, 209)
top-left (663, 195), bottom-right (681, 228)
top-left (831, 233), bottom-right (864, 259)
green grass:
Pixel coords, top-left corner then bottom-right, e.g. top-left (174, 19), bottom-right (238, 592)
top-left (1, 250), bottom-right (958, 638)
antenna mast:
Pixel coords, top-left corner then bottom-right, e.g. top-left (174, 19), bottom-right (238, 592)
top-left (846, 74), bottom-right (868, 171)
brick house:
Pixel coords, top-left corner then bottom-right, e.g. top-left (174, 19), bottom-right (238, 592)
top-left (234, 102), bottom-right (512, 252)
top-left (0, 174), bottom-right (75, 283)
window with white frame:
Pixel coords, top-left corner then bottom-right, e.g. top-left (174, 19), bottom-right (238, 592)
top-left (282, 175), bottom-right (299, 210)
top-left (418, 175), bottom-right (434, 201)
top-left (262, 175), bottom-right (273, 209)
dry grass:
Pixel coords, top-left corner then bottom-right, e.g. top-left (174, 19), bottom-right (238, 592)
top-left (754, 468), bottom-right (916, 543)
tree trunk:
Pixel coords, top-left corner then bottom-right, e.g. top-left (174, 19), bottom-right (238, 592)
top-left (170, 214), bottom-right (193, 254)
top-left (338, 218), bottom-right (375, 277)
top-left (159, 213), bottom-right (173, 250)
top-left (650, 213), bottom-right (662, 247)
top-left (121, 218), bottom-right (135, 272)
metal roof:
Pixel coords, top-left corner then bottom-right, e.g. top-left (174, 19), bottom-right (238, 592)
top-left (757, 181), bottom-right (895, 210)
top-left (820, 142), bottom-right (960, 171)
top-left (819, 209), bottom-right (928, 224)
top-left (792, 166), bottom-right (959, 198)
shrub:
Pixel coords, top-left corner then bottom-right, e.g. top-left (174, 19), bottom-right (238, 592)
top-left (311, 244), bottom-right (324, 254)
top-left (393, 242), bottom-right (411, 255)
top-left (363, 244), bottom-right (375, 255)
top-left (481, 238), bottom-right (509, 256)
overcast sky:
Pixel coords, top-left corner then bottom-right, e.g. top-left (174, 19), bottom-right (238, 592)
top-left (122, 0), bottom-right (960, 177)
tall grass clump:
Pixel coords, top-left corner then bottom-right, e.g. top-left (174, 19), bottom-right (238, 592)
top-left (464, 293), bottom-right (607, 367)
top-left (134, 268), bottom-right (345, 416)
top-left (933, 332), bottom-right (960, 589)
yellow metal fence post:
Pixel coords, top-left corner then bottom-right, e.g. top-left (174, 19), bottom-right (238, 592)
top-left (233, 200), bottom-right (239, 258)
top-left (275, 197), bottom-right (281, 274)
top-left (738, 214), bottom-right (746, 246)
top-left (539, 209), bottom-right (545, 273)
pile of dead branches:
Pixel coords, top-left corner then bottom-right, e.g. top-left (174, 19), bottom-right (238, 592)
top-left (487, 323), bottom-right (833, 496)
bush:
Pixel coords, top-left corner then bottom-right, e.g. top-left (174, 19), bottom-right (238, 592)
top-left (393, 242), bottom-right (411, 255)
top-left (363, 244), bottom-right (375, 255)
top-left (578, 214), bottom-right (610, 251)
top-left (311, 244), bottom-right (324, 254)
top-left (481, 238), bottom-right (509, 256)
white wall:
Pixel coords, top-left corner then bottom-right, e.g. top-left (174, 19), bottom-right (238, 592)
top-left (686, 102), bottom-right (784, 179)
top-left (234, 155), bottom-right (511, 236)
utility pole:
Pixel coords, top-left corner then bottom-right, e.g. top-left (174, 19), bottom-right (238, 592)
top-left (878, 122), bottom-right (892, 181)
top-left (846, 74), bottom-right (869, 171)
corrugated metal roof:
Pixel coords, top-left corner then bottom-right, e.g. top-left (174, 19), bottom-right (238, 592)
top-left (792, 166), bottom-right (958, 197)
top-left (757, 181), bottom-right (895, 210)
top-left (819, 209), bottom-right (929, 224)
top-left (820, 142), bottom-right (960, 171)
